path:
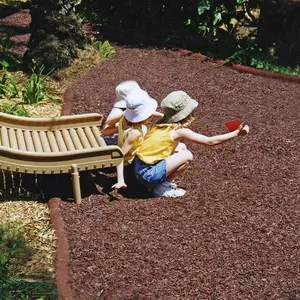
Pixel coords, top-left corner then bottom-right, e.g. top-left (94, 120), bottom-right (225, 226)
top-left (62, 46), bottom-right (300, 299)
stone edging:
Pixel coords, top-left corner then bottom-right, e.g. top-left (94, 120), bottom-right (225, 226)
top-left (176, 49), bottom-right (300, 84)
top-left (47, 88), bottom-right (77, 300)
top-left (48, 88), bottom-right (76, 300)
top-left (48, 197), bottom-right (74, 300)
top-left (61, 88), bottom-right (74, 116)
top-left (47, 86), bottom-right (80, 299)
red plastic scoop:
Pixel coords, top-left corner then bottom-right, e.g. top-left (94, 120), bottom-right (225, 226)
top-left (224, 119), bottom-right (241, 131)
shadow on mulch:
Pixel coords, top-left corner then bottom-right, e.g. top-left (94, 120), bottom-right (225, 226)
top-left (94, 166), bottom-right (153, 201)
top-left (0, 167), bottom-right (152, 204)
top-left (39, 169), bottom-right (152, 203)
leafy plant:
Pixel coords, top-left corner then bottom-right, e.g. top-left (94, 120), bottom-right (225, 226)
top-left (223, 46), bottom-right (300, 76)
top-left (22, 61), bottom-right (51, 105)
top-left (0, 223), bottom-right (58, 300)
top-left (0, 101), bottom-right (29, 117)
top-left (223, 47), bottom-right (252, 65)
top-left (196, 0), bottom-right (252, 42)
top-left (91, 39), bottom-right (116, 58)
top-left (0, 38), bottom-right (22, 68)
top-left (0, 61), bottom-right (20, 100)
top-left (0, 223), bottom-right (31, 279)
top-left (0, 0), bottom-right (28, 8)
top-left (250, 56), bottom-right (300, 75)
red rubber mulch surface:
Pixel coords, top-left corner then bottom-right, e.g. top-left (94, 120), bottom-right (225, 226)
top-left (1, 7), bottom-right (300, 300)
top-left (61, 47), bottom-right (300, 300)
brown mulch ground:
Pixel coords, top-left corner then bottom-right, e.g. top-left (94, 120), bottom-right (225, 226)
top-left (62, 49), bottom-right (300, 300)
top-left (2, 6), bottom-right (300, 300)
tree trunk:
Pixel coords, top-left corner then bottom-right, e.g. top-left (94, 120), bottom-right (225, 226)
top-left (24, 0), bottom-right (86, 72)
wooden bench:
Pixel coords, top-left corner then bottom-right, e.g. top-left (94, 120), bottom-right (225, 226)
top-left (0, 112), bottom-right (123, 204)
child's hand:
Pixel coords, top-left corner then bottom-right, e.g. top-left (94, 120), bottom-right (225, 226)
top-left (112, 181), bottom-right (127, 190)
top-left (238, 124), bottom-right (250, 136)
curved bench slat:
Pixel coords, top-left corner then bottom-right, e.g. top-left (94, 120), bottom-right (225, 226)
top-left (0, 112), bottom-right (124, 204)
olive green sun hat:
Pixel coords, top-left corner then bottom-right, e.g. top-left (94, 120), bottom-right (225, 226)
top-left (161, 91), bottom-right (199, 123)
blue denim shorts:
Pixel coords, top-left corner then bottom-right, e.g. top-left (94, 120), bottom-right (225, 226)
top-left (103, 134), bottom-right (118, 145)
top-left (134, 157), bottom-right (167, 189)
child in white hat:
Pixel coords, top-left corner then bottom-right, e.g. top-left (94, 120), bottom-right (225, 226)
top-left (112, 89), bottom-right (160, 190)
top-left (134, 91), bottom-right (250, 198)
top-left (102, 80), bottom-right (141, 144)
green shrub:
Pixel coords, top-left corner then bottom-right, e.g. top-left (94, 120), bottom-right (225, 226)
top-left (22, 61), bottom-right (51, 105)
top-left (0, 0), bottom-right (28, 8)
top-left (0, 101), bottom-right (29, 117)
top-left (223, 47), bottom-right (300, 76)
top-left (0, 223), bottom-right (58, 300)
top-left (0, 223), bottom-right (31, 279)
top-left (1, 277), bottom-right (59, 300)
top-left (0, 61), bottom-right (20, 100)
top-left (91, 39), bottom-right (116, 58)
top-left (0, 39), bottom-right (21, 68)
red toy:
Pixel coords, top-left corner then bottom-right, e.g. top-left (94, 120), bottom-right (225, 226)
top-left (224, 119), bottom-right (242, 131)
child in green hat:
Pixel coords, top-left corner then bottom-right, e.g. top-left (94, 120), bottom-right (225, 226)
top-left (134, 91), bottom-right (250, 198)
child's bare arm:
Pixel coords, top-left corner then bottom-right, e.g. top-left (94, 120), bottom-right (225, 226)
top-left (174, 125), bottom-right (249, 145)
top-left (113, 161), bottom-right (127, 189)
top-left (102, 108), bottom-right (124, 136)
top-left (105, 107), bottom-right (124, 127)
top-left (102, 125), bottom-right (118, 136)
top-left (112, 129), bottom-right (141, 189)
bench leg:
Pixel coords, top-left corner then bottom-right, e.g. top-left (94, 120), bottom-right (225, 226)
top-left (71, 164), bottom-right (82, 204)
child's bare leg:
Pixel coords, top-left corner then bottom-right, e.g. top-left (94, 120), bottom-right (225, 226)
top-left (167, 161), bottom-right (190, 183)
top-left (165, 150), bottom-right (193, 182)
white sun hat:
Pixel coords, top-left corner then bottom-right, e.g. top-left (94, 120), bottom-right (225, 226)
top-left (114, 80), bottom-right (141, 109)
top-left (124, 89), bottom-right (158, 123)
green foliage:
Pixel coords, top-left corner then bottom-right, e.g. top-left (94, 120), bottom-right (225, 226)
top-left (250, 57), bottom-right (300, 76)
top-left (197, 0), bottom-right (246, 40)
top-left (0, 223), bottom-right (31, 278)
top-left (198, 0), bottom-right (210, 15)
top-left (224, 46), bottom-right (300, 76)
top-left (91, 39), bottom-right (116, 58)
top-left (223, 47), bottom-right (252, 65)
top-left (0, 0), bottom-right (28, 8)
top-left (78, 6), bottom-right (103, 24)
top-left (0, 101), bottom-right (29, 117)
top-left (1, 277), bottom-right (58, 300)
top-left (0, 61), bottom-right (20, 100)
top-left (0, 38), bottom-right (22, 68)
top-left (0, 224), bottom-right (58, 300)
top-left (22, 61), bottom-right (51, 105)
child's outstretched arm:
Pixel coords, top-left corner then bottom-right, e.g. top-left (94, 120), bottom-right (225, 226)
top-left (112, 129), bottom-right (141, 190)
top-left (174, 124), bottom-right (249, 145)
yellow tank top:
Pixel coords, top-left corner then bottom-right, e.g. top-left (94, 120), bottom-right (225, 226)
top-left (118, 116), bottom-right (143, 165)
top-left (137, 125), bottom-right (178, 164)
